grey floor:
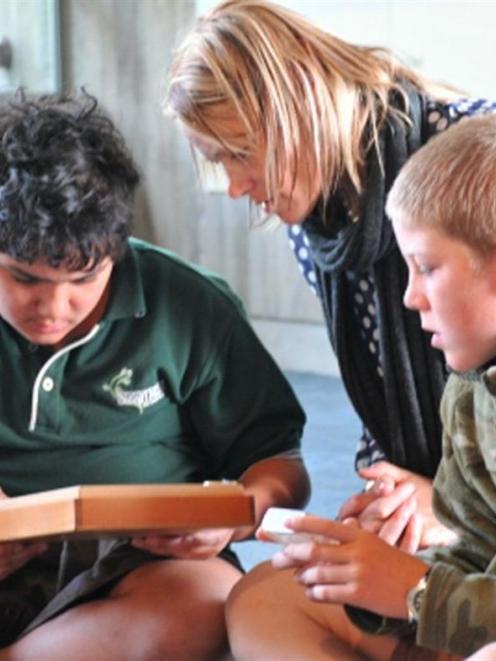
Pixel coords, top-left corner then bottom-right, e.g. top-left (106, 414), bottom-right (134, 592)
top-left (232, 371), bottom-right (362, 570)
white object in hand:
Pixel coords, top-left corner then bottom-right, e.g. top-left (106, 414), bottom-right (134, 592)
top-left (259, 507), bottom-right (314, 544)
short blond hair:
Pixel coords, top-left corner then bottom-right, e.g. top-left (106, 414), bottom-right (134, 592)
top-left (166, 0), bottom-right (454, 214)
top-left (386, 114), bottom-right (496, 255)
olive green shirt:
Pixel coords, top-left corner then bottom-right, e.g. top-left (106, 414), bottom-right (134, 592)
top-left (415, 367), bottom-right (496, 655)
top-left (348, 367), bottom-right (496, 656)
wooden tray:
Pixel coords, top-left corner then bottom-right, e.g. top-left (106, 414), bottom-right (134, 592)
top-left (0, 482), bottom-right (255, 542)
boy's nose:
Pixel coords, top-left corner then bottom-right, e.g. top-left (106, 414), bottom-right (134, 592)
top-left (403, 282), bottom-right (417, 310)
top-left (403, 281), bottom-right (426, 311)
top-left (36, 284), bottom-right (70, 319)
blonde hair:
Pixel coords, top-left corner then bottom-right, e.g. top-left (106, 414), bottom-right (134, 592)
top-left (386, 114), bottom-right (496, 255)
top-left (166, 0), bottom-right (455, 215)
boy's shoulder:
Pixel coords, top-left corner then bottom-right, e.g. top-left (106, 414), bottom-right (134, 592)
top-left (128, 237), bottom-right (245, 313)
top-left (441, 366), bottom-right (496, 435)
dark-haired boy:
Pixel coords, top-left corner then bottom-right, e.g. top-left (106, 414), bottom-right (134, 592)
top-left (0, 93), bottom-right (309, 658)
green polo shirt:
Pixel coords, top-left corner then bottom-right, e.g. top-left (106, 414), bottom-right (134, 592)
top-left (0, 239), bottom-right (305, 496)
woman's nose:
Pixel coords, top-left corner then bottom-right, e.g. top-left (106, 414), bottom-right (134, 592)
top-left (228, 178), bottom-right (250, 198)
top-left (225, 164), bottom-right (254, 200)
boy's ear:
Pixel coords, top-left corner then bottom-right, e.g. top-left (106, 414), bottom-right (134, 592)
top-left (484, 249), bottom-right (496, 292)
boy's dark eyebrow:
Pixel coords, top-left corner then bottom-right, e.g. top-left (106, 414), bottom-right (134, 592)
top-left (0, 262), bottom-right (107, 284)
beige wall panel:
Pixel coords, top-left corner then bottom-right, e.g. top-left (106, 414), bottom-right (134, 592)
top-left (0, 0), bottom-right (60, 93)
top-left (198, 194), bottom-right (322, 322)
top-left (61, 0), bottom-right (201, 258)
top-left (59, 0), bottom-right (323, 327)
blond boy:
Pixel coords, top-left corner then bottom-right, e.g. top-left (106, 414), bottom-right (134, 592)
top-left (227, 114), bottom-right (496, 659)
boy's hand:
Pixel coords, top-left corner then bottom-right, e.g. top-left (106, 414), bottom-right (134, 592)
top-left (0, 540), bottom-right (49, 580)
top-left (0, 488), bottom-right (48, 579)
top-left (131, 528), bottom-right (235, 560)
top-left (271, 514), bottom-right (429, 619)
top-left (338, 461), bottom-right (457, 550)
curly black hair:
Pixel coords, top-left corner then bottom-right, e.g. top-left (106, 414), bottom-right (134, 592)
top-left (0, 90), bottom-right (140, 268)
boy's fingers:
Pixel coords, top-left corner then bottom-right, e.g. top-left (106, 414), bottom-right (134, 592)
top-left (287, 516), bottom-right (357, 544)
top-left (359, 461), bottom-right (403, 481)
top-left (338, 475), bottom-right (397, 521)
top-left (366, 474), bottom-right (396, 496)
top-left (357, 481), bottom-right (416, 523)
top-left (338, 491), bottom-right (379, 519)
top-left (376, 495), bottom-right (417, 546)
top-left (398, 512), bottom-right (423, 554)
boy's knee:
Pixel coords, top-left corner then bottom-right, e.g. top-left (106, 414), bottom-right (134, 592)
top-left (227, 560), bottom-right (277, 617)
top-left (226, 561), bottom-right (295, 657)
top-left (143, 609), bottom-right (229, 661)
top-left (117, 559), bottom-right (235, 659)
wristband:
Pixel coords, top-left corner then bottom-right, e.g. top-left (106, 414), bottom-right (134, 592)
top-left (407, 568), bottom-right (431, 625)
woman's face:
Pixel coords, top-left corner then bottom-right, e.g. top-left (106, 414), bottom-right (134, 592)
top-left (185, 119), bottom-right (321, 224)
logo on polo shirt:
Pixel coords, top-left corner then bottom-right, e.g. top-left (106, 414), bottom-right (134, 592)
top-left (102, 367), bottom-right (164, 413)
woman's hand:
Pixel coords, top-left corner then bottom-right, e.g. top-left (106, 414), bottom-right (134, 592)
top-left (131, 527), bottom-right (235, 560)
top-left (272, 514), bottom-right (429, 619)
top-left (338, 461), bottom-right (457, 550)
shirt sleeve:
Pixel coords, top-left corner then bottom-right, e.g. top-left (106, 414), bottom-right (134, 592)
top-left (183, 297), bottom-right (306, 480)
top-left (415, 558), bottom-right (496, 656)
top-left (344, 553), bottom-right (496, 657)
top-left (413, 373), bottom-right (496, 656)
top-left (347, 374), bottom-right (496, 657)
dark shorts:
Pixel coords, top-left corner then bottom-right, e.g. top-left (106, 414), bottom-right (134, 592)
top-left (0, 539), bottom-right (242, 647)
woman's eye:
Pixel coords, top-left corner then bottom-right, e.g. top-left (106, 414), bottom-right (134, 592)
top-left (225, 153), bottom-right (244, 163)
top-left (226, 148), bottom-right (250, 163)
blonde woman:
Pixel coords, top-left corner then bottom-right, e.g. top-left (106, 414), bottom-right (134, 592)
top-left (166, 1), bottom-right (495, 656)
